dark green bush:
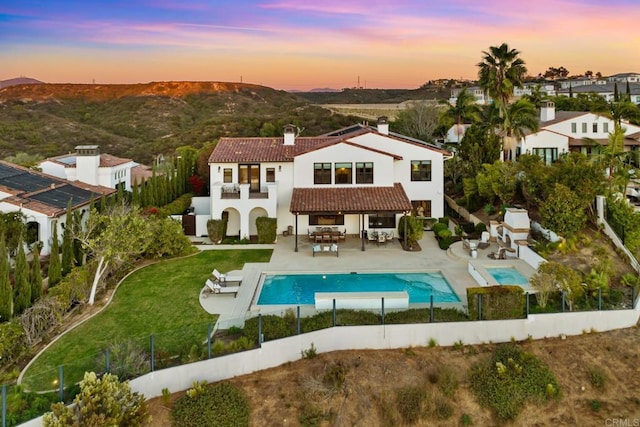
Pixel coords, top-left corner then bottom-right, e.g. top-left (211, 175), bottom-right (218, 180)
top-left (432, 222), bottom-right (448, 234)
top-left (301, 309), bottom-right (381, 332)
top-left (438, 216), bottom-right (450, 224)
top-left (475, 222), bottom-right (487, 233)
top-left (158, 193), bottom-right (193, 216)
top-left (172, 382), bottom-right (249, 427)
top-left (255, 216), bottom-right (277, 243)
top-left (468, 344), bottom-right (560, 421)
top-left (207, 218), bottom-right (227, 244)
top-left (462, 222), bottom-right (476, 234)
top-left (438, 236), bottom-right (456, 250)
top-left (467, 286), bottom-right (525, 320)
top-left (385, 307), bottom-right (468, 324)
top-left (242, 315), bottom-right (295, 344)
top-left (0, 321), bottom-right (26, 364)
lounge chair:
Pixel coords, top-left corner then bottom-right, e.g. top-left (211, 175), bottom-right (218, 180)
top-left (202, 279), bottom-right (239, 298)
top-left (378, 233), bottom-right (386, 245)
top-left (312, 243), bottom-right (339, 257)
top-left (211, 268), bottom-right (243, 285)
top-left (478, 231), bottom-right (490, 249)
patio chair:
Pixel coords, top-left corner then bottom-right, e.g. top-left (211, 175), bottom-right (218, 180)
top-left (478, 231), bottom-right (490, 249)
top-left (211, 268), bottom-right (243, 286)
top-left (367, 231), bottom-right (377, 244)
top-left (378, 233), bottom-right (387, 246)
top-left (202, 279), bottom-right (239, 298)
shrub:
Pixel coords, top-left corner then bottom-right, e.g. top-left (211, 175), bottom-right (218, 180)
top-left (395, 386), bottom-right (426, 424)
top-left (432, 222), bottom-right (448, 235)
top-left (101, 339), bottom-right (149, 381)
top-left (144, 216), bottom-right (194, 259)
top-left (172, 381), bottom-right (249, 427)
top-left (43, 372), bottom-right (150, 427)
top-left (437, 229), bottom-right (452, 239)
top-left (242, 315), bottom-right (295, 344)
top-left (467, 286), bottom-right (525, 320)
top-left (206, 219), bottom-right (227, 244)
top-left (0, 321), bottom-right (26, 363)
top-left (255, 216), bottom-right (277, 243)
top-left (475, 222), bottom-right (487, 233)
top-left (468, 344), bottom-right (560, 421)
top-left (301, 342), bottom-right (318, 359)
top-left (438, 236), bottom-right (456, 250)
top-left (587, 366), bottom-right (607, 390)
top-left (157, 193), bottom-right (193, 216)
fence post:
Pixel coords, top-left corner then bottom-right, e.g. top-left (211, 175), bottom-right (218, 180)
top-left (105, 348), bottom-right (110, 373)
top-left (429, 295), bottom-right (434, 323)
top-left (258, 314), bottom-right (263, 348)
top-left (150, 335), bottom-right (155, 372)
top-left (525, 292), bottom-right (529, 318)
top-left (58, 365), bottom-right (64, 402)
top-left (561, 292), bottom-right (565, 313)
top-left (477, 294), bottom-right (482, 320)
top-left (2, 384), bottom-right (6, 427)
top-left (598, 288), bottom-right (602, 311)
top-left (332, 299), bottom-right (336, 327)
top-left (296, 306), bottom-right (301, 335)
top-left (381, 298), bottom-right (385, 325)
top-left (207, 324), bottom-right (212, 359)
top-left (633, 287), bottom-right (637, 309)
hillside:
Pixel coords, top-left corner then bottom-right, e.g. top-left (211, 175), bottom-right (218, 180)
top-left (0, 82), bottom-right (360, 164)
top-left (295, 86), bottom-right (451, 104)
top-left (0, 77), bottom-right (43, 89)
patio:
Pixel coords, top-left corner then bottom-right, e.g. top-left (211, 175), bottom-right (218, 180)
top-left (197, 233), bottom-right (537, 327)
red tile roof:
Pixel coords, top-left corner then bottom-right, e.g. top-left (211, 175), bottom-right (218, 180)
top-left (44, 153), bottom-right (132, 167)
top-left (289, 183), bottom-right (413, 214)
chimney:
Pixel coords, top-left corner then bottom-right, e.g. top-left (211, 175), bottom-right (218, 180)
top-left (377, 116), bottom-right (389, 135)
top-left (283, 125), bottom-right (296, 145)
top-left (540, 101), bottom-right (555, 122)
top-left (75, 145), bottom-right (100, 186)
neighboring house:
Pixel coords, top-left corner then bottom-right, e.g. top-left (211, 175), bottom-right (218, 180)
top-left (207, 118), bottom-right (451, 247)
top-left (558, 77), bottom-right (607, 89)
top-left (449, 83), bottom-right (555, 106)
top-left (556, 83), bottom-right (640, 104)
top-left (517, 101), bottom-right (640, 165)
top-left (444, 124), bottom-right (472, 144)
top-left (39, 145), bottom-right (139, 191)
top-left (449, 86), bottom-right (489, 105)
top-left (607, 72), bottom-right (640, 83)
top-left (0, 160), bottom-right (114, 255)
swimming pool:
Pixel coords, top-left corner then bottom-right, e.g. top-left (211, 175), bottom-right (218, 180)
top-left (256, 272), bottom-right (460, 305)
top-left (487, 267), bottom-right (529, 286)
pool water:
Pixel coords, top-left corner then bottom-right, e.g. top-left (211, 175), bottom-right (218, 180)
top-left (487, 267), bottom-right (529, 286)
top-left (257, 272), bottom-right (460, 305)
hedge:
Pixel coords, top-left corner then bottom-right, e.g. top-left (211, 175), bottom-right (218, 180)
top-left (255, 217), bottom-right (277, 244)
top-left (467, 286), bottom-right (525, 320)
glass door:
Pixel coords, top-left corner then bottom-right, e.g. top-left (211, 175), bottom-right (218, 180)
top-left (239, 164), bottom-right (260, 192)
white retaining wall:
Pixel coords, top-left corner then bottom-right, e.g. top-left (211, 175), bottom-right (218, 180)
top-left (519, 245), bottom-right (546, 270)
top-left (19, 305), bottom-right (640, 427)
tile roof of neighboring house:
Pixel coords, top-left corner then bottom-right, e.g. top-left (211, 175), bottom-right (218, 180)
top-left (568, 137), bottom-right (640, 147)
top-left (210, 127), bottom-right (450, 163)
top-left (0, 160), bottom-right (114, 216)
top-left (130, 164), bottom-right (154, 183)
top-left (44, 153), bottom-right (132, 168)
top-left (289, 183), bottom-right (413, 214)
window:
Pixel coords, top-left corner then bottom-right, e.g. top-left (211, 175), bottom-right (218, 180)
top-left (532, 148), bottom-right (558, 165)
top-left (356, 162), bottom-right (373, 184)
top-left (223, 168), bottom-right (232, 183)
top-left (368, 213), bottom-right (396, 228)
top-left (412, 200), bottom-right (431, 218)
top-left (411, 160), bottom-right (431, 181)
top-left (334, 162), bottom-right (352, 184)
top-left (309, 215), bottom-right (344, 225)
top-left (582, 122), bottom-right (587, 133)
top-left (571, 123), bottom-right (577, 133)
top-left (592, 123), bottom-right (598, 133)
top-left (239, 164), bottom-right (260, 192)
top-left (603, 122), bottom-right (609, 133)
top-left (266, 167), bottom-right (275, 183)
top-left (314, 163), bottom-right (332, 184)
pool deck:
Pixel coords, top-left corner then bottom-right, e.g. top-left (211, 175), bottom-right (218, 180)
top-left (197, 234), bottom-right (536, 328)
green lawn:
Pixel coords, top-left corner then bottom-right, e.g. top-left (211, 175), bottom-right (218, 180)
top-left (21, 249), bottom-right (273, 391)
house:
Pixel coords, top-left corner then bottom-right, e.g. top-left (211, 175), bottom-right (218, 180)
top-left (607, 72), bottom-right (640, 84)
top-left (0, 160), bottom-right (114, 255)
top-left (39, 145), bottom-right (144, 191)
top-left (449, 86), bottom-right (489, 105)
top-left (517, 101), bottom-right (640, 165)
top-left (556, 82), bottom-right (640, 104)
top-left (207, 118), bottom-right (452, 249)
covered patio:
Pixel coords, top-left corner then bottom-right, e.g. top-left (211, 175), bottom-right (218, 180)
top-left (289, 184), bottom-right (414, 252)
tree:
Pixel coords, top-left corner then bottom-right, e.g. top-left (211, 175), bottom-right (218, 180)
top-left (458, 123), bottom-right (502, 177)
top-left (515, 154), bottom-right (549, 209)
top-left (540, 183), bottom-right (587, 237)
top-left (440, 88), bottom-right (481, 143)
top-left (0, 211), bottom-right (26, 256)
top-left (75, 204), bottom-right (152, 305)
top-left (530, 261), bottom-right (581, 310)
top-left (3, 152), bottom-right (44, 169)
top-left (522, 84), bottom-right (548, 108)
top-left (30, 244), bottom-right (43, 303)
top-left (501, 99), bottom-right (539, 161)
top-left (48, 221), bottom-right (62, 288)
top-left (13, 240), bottom-right (30, 315)
top-left (0, 238), bottom-right (11, 321)
top-left (393, 102), bottom-right (441, 142)
top-left (61, 203), bottom-right (74, 276)
top-left (477, 43), bottom-right (527, 112)
top-left (476, 161), bottom-right (519, 205)
top-left (43, 372), bottom-right (150, 427)
top-left (586, 124), bottom-right (631, 194)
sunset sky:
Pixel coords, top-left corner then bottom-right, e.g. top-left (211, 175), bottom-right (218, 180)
top-left (2, 0), bottom-right (639, 91)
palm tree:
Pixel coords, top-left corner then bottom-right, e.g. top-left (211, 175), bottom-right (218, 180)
top-left (440, 88), bottom-right (482, 143)
top-left (501, 99), bottom-right (539, 161)
top-left (586, 125), bottom-right (630, 194)
top-left (477, 43), bottom-right (527, 112)
top-left (522, 85), bottom-right (548, 109)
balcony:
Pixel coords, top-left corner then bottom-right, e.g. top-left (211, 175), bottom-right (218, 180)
top-left (212, 182), bottom-right (277, 203)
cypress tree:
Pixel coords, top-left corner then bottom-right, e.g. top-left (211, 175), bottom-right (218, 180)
top-left (61, 202), bottom-right (74, 276)
top-left (48, 221), bottom-right (62, 287)
top-left (73, 210), bottom-right (84, 267)
top-left (0, 238), bottom-right (11, 321)
top-left (131, 177), bottom-right (140, 207)
top-left (614, 82), bottom-right (619, 102)
top-left (30, 244), bottom-right (43, 303)
top-left (13, 240), bottom-right (30, 315)
top-left (626, 81), bottom-right (631, 100)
